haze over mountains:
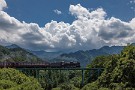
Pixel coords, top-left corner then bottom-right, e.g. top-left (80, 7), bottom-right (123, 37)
top-left (0, 44), bottom-right (126, 67)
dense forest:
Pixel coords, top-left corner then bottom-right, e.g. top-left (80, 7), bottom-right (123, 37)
top-left (82, 45), bottom-right (135, 90)
top-left (0, 45), bottom-right (135, 90)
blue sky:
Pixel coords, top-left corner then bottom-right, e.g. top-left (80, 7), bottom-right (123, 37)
top-left (0, 0), bottom-right (135, 52)
top-left (5, 0), bottom-right (135, 27)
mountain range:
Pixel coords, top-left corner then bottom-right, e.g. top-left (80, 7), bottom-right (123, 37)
top-left (30, 50), bottom-right (63, 60)
top-left (0, 44), bottom-right (125, 67)
top-left (57, 46), bottom-right (124, 67)
top-left (29, 45), bottom-right (124, 67)
top-left (0, 44), bottom-right (42, 62)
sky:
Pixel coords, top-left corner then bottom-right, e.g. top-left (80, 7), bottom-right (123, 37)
top-left (0, 0), bottom-right (135, 52)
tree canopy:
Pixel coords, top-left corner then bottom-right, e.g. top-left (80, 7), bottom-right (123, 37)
top-left (0, 68), bottom-right (43, 90)
top-left (82, 45), bottom-right (135, 90)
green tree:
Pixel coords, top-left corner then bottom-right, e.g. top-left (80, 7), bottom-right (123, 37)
top-left (0, 68), bottom-right (43, 90)
top-left (83, 45), bottom-right (135, 90)
top-left (84, 55), bottom-right (118, 84)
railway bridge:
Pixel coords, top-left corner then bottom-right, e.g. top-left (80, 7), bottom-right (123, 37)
top-left (17, 68), bottom-right (104, 86)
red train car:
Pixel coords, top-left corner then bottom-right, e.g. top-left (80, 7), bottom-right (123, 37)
top-left (0, 61), bottom-right (80, 68)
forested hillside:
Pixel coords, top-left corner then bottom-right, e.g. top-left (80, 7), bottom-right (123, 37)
top-left (54, 46), bottom-right (124, 67)
top-left (82, 45), bottom-right (135, 90)
top-left (0, 45), bottom-right (42, 62)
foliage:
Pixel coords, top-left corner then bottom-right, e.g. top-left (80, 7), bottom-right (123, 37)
top-left (38, 70), bottom-right (82, 90)
top-left (84, 45), bottom-right (135, 90)
top-left (52, 87), bottom-right (61, 90)
top-left (81, 82), bottom-right (98, 90)
top-left (84, 55), bottom-right (116, 83)
top-left (60, 83), bottom-right (79, 90)
top-left (52, 83), bottom-right (80, 90)
top-left (39, 70), bottom-right (69, 90)
top-left (87, 55), bottom-right (111, 68)
top-left (0, 68), bottom-right (43, 90)
top-left (70, 76), bottom-right (82, 88)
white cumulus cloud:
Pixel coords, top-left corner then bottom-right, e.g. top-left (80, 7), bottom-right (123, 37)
top-left (0, 0), bottom-right (7, 10)
top-left (0, 2), bottom-right (135, 52)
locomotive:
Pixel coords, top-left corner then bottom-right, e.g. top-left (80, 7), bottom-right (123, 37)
top-left (0, 61), bottom-right (80, 68)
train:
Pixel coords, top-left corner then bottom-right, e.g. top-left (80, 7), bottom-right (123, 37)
top-left (0, 61), bottom-right (80, 68)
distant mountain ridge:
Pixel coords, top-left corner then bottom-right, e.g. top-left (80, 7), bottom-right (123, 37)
top-left (30, 50), bottom-right (63, 60)
top-left (6, 44), bottom-right (20, 49)
top-left (53, 46), bottom-right (124, 67)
